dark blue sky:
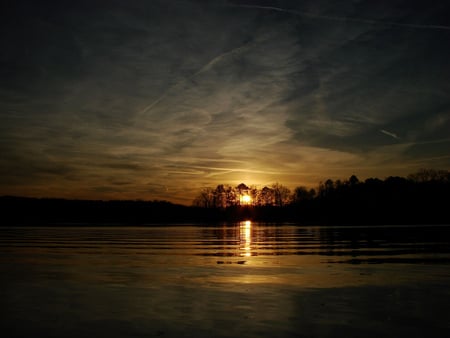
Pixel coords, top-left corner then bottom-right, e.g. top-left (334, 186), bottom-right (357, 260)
top-left (1, 0), bottom-right (449, 204)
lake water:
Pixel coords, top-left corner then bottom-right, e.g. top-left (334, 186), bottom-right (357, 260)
top-left (1, 223), bottom-right (450, 337)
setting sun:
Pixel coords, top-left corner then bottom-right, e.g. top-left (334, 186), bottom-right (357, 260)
top-left (241, 195), bottom-right (252, 205)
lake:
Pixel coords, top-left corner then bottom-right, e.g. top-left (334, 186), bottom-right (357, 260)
top-left (1, 223), bottom-right (450, 337)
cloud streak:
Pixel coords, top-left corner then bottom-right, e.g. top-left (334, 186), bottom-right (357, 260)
top-left (380, 129), bottom-right (400, 140)
top-left (137, 39), bottom-right (256, 117)
top-left (230, 4), bottom-right (450, 31)
top-left (1, 0), bottom-right (449, 204)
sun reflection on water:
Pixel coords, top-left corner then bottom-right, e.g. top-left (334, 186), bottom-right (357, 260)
top-left (240, 220), bottom-right (252, 257)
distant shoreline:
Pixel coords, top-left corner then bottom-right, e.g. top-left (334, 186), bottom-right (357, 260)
top-left (1, 191), bottom-right (449, 226)
top-left (3, 222), bottom-right (450, 228)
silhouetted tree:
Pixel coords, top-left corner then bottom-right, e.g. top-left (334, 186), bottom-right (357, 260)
top-left (347, 175), bottom-right (359, 186)
top-left (193, 187), bottom-right (215, 208)
top-left (292, 186), bottom-right (315, 203)
top-left (249, 185), bottom-right (259, 206)
top-left (236, 183), bottom-right (249, 205)
top-left (271, 183), bottom-right (291, 207)
top-left (213, 184), bottom-right (227, 208)
top-left (408, 168), bottom-right (450, 183)
top-left (259, 186), bottom-right (274, 206)
top-left (225, 185), bottom-right (238, 207)
top-left (318, 179), bottom-right (334, 198)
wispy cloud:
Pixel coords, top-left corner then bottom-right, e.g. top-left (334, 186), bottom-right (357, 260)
top-left (1, 0), bottom-right (450, 203)
top-left (380, 129), bottom-right (400, 140)
top-left (229, 4), bottom-right (450, 31)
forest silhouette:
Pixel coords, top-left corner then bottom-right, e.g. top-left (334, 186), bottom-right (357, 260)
top-left (1, 169), bottom-right (449, 225)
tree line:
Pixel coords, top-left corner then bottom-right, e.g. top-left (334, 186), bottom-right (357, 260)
top-left (1, 169), bottom-right (448, 225)
top-left (192, 182), bottom-right (292, 208)
top-left (192, 168), bottom-right (450, 224)
top-left (194, 169), bottom-right (450, 207)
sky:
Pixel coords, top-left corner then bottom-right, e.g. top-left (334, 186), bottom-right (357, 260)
top-left (1, 0), bottom-right (450, 205)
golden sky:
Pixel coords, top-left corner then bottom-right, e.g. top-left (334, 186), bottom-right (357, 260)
top-left (1, 1), bottom-right (449, 204)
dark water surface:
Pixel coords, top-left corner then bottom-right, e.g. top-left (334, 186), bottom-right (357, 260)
top-left (1, 223), bottom-right (450, 337)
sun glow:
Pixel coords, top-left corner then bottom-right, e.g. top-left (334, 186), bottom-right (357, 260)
top-left (241, 194), bottom-right (252, 205)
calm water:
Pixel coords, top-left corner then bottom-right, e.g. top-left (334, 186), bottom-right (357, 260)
top-left (1, 223), bottom-right (450, 337)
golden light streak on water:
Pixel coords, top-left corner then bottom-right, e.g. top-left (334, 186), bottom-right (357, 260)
top-left (240, 220), bottom-right (252, 257)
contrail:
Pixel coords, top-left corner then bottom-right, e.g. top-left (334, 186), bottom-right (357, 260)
top-left (232, 4), bottom-right (450, 31)
top-left (192, 42), bottom-right (252, 78)
top-left (137, 41), bottom-right (255, 117)
top-left (380, 129), bottom-right (400, 139)
top-left (137, 92), bottom-right (168, 116)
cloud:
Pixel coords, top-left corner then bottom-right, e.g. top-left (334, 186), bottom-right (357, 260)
top-left (380, 129), bottom-right (400, 140)
top-left (1, 0), bottom-right (450, 203)
top-left (227, 3), bottom-right (450, 31)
